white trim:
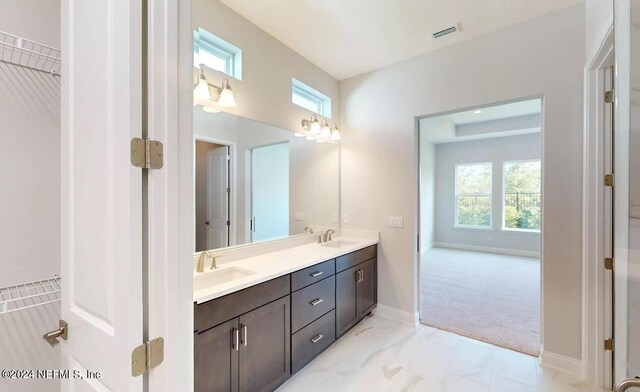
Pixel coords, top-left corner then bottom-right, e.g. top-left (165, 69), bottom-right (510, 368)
top-left (539, 346), bottom-right (585, 380)
top-left (432, 241), bottom-right (540, 258)
top-left (582, 20), bottom-right (614, 391)
top-left (373, 304), bottom-right (420, 326)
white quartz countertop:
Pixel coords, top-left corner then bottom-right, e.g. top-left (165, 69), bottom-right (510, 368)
top-left (193, 236), bottom-right (378, 304)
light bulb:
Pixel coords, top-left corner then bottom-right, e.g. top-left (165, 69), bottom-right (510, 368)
top-left (321, 122), bottom-right (331, 138)
top-left (217, 80), bottom-right (237, 107)
top-left (310, 118), bottom-right (321, 135)
top-left (194, 73), bottom-right (212, 100)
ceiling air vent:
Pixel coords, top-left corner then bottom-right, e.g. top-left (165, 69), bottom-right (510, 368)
top-left (432, 24), bottom-right (460, 39)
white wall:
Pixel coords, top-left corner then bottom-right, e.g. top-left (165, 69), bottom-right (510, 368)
top-left (0, 1), bottom-right (60, 391)
top-left (585, 0), bottom-right (613, 62)
top-left (340, 4), bottom-right (585, 360)
top-left (193, 0), bottom-right (339, 135)
top-left (433, 134), bottom-right (541, 254)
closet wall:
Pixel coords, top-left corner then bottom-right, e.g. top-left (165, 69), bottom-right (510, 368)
top-left (0, 1), bottom-right (61, 391)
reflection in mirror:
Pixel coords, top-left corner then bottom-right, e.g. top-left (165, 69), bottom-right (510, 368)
top-left (193, 110), bottom-right (340, 252)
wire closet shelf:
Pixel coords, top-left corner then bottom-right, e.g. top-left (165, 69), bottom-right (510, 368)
top-left (0, 31), bottom-right (61, 75)
top-left (0, 276), bottom-right (62, 315)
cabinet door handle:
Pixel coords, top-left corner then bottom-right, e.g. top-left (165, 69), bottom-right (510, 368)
top-left (232, 328), bottom-right (239, 351)
top-left (241, 324), bottom-right (248, 346)
top-left (360, 269), bottom-right (365, 283)
top-left (310, 271), bottom-right (323, 277)
top-left (310, 334), bottom-right (324, 344)
top-left (310, 298), bottom-right (324, 306)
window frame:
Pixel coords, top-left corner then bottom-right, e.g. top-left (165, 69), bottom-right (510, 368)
top-left (501, 159), bottom-right (541, 233)
top-left (291, 78), bottom-right (332, 118)
top-left (454, 162), bottom-right (493, 229)
top-left (193, 28), bottom-right (242, 80)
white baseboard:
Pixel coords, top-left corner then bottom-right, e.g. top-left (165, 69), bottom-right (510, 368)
top-left (432, 241), bottom-right (540, 258)
top-left (373, 304), bottom-right (419, 326)
top-left (539, 347), bottom-right (584, 380)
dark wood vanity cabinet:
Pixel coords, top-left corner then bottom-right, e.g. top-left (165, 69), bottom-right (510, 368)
top-left (194, 277), bottom-right (290, 392)
top-left (194, 245), bottom-right (377, 392)
top-left (336, 247), bottom-right (377, 338)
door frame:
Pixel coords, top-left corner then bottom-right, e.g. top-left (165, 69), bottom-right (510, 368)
top-left (193, 136), bottom-right (237, 250)
top-left (145, 0), bottom-right (194, 390)
top-left (582, 20), bottom-right (614, 390)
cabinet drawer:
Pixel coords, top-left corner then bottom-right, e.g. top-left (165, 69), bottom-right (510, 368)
top-left (194, 275), bottom-right (290, 333)
top-left (336, 245), bottom-right (377, 273)
top-left (291, 259), bottom-right (335, 292)
top-left (291, 275), bottom-right (335, 333)
top-left (291, 310), bottom-right (336, 373)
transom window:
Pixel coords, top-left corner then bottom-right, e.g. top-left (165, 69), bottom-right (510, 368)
top-left (503, 160), bottom-right (541, 231)
top-left (193, 27), bottom-right (242, 80)
top-left (455, 163), bottom-right (492, 227)
top-left (292, 78), bottom-right (332, 118)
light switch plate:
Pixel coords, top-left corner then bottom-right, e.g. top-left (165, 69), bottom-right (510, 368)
top-left (388, 217), bottom-right (404, 228)
top-left (343, 214), bottom-right (350, 224)
top-left (332, 213), bottom-right (338, 223)
top-left (294, 212), bottom-right (304, 221)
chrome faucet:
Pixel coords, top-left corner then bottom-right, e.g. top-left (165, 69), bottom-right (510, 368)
top-left (322, 229), bottom-right (336, 243)
top-left (304, 226), bottom-right (314, 234)
top-left (196, 250), bottom-right (211, 273)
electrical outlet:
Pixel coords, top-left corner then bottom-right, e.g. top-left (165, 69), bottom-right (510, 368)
top-left (343, 214), bottom-right (350, 224)
top-left (294, 212), bottom-right (304, 221)
top-left (388, 217), bottom-right (404, 228)
top-left (332, 213), bottom-right (338, 223)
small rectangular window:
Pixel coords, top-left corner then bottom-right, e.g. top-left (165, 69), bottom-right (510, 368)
top-left (292, 78), bottom-right (332, 118)
top-left (455, 163), bottom-right (492, 228)
top-left (503, 160), bottom-right (541, 231)
top-left (194, 27), bottom-right (242, 80)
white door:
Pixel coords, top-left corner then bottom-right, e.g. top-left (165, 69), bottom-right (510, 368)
top-left (60, 0), bottom-right (143, 390)
top-left (251, 143), bottom-right (289, 242)
top-left (612, 0), bottom-right (640, 390)
top-left (206, 146), bottom-right (230, 249)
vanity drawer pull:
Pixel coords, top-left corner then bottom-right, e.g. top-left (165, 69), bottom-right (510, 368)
top-left (309, 298), bottom-right (324, 306)
top-left (310, 271), bottom-right (323, 278)
top-left (310, 334), bottom-right (324, 344)
top-left (240, 324), bottom-right (248, 347)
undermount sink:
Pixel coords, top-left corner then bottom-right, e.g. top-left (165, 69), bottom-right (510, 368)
top-left (194, 267), bottom-right (255, 291)
top-left (320, 239), bottom-right (358, 248)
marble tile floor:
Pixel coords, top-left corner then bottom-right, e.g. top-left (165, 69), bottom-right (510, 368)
top-left (276, 315), bottom-right (590, 392)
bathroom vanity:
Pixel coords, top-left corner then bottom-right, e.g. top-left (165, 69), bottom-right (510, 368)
top-left (193, 240), bottom-right (378, 392)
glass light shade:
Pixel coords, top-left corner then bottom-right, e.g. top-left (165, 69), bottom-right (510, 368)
top-left (321, 123), bottom-right (331, 138)
top-left (194, 75), bottom-right (212, 101)
top-left (330, 129), bottom-right (341, 141)
top-left (218, 82), bottom-right (237, 107)
top-left (310, 119), bottom-right (321, 135)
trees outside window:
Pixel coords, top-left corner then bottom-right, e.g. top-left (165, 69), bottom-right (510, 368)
top-left (503, 160), bottom-right (541, 231)
top-left (455, 163), bottom-right (492, 227)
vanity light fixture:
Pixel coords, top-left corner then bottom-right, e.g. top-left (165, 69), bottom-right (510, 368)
top-left (193, 65), bottom-right (238, 112)
top-left (299, 115), bottom-right (341, 143)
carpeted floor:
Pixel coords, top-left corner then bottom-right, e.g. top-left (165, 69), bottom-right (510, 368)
top-left (421, 247), bottom-right (540, 356)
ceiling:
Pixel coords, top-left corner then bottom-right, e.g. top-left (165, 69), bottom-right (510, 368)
top-left (420, 98), bottom-right (541, 144)
top-left (221, 0), bottom-right (584, 80)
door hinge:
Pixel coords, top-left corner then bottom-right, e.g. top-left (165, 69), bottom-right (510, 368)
top-left (605, 90), bottom-right (615, 103)
top-left (605, 174), bottom-right (615, 187)
top-left (226, 220), bottom-right (230, 226)
top-left (605, 257), bottom-right (614, 271)
top-left (131, 337), bottom-right (164, 377)
top-left (227, 187), bottom-right (231, 193)
top-left (131, 138), bottom-right (164, 170)
top-left (605, 338), bottom-right (615, 352)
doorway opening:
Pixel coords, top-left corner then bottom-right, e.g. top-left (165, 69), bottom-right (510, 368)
top-left (195, 140), bottom-right (231, 251)
top-left (418, 98), bottom-right (543, 356)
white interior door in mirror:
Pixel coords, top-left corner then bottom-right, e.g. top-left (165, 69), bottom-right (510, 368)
top-left (206, 145), bottom-right (230, 249)
top-left (61, 0), bottom-right (143, 390)
top-left (251, 143), bottom-right (289, 242)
